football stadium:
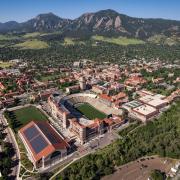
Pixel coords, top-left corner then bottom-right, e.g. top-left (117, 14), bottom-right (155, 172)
top-left (61, 93), bottom-right (122, 117)
top-left (48, 93), bottom-right (123, 144)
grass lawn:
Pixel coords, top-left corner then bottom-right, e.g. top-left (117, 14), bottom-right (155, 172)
top-left (0, 34), bottom-right (19, 41)
top-left (0, 61), bottom-right (14, 68)
top-left (76, 103), bottom-right (106, 120)
top-left (62, 38), bottom-right (86, 46)
top-left (40, 74), bottom-right (63, 82)
top-left (63, 38), bottom-right (75, 45)
top-left (23, 32), bottom-right (41, 39)
top-left (148, 34), bottom-right (179, 46)
top-left (92, 35), bottom-right (145, 45)
top-left (5, 106), bottom-right (48, 132)
top-left (14, 39), bottom-right (49, 49)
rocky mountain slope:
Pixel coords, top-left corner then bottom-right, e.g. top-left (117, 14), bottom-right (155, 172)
top-left (0, 9), bottom-right (179, 39)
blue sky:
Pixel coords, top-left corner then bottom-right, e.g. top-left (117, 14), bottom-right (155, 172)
top-left (0, 0), bottom-right (180, 22)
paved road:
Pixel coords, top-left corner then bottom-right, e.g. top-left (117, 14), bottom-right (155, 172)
top-left (0, 110), bottom-right (20, 180)
top-left (43, 129), bottom-right (121, 179)
top-left (49, 151), bottom-right (96, 180)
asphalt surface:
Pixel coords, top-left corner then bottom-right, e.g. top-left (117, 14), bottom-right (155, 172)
top-left (103, 156), bottom-right (175, 180)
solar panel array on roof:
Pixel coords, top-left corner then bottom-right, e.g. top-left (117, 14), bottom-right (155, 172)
top-left (24, 125), bottom-right (39, 141)
top-left (37, 123), bottom-right (59, 144)
top-left (30, 135), bottom-right (48, 154)
top-left (126, 101), bottom-right (142, 108)
top-left (23, 124), bottom-right (49, 154)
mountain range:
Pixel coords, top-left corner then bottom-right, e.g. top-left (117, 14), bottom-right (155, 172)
top-left (0, 9), bottom-right (180, 39)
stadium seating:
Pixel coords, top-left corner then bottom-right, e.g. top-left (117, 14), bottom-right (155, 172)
top-left (61, 93), bottom-right (122, 116)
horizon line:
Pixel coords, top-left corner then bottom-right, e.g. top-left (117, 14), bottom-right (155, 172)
top-left (1, 9), bottom-right (180, 23)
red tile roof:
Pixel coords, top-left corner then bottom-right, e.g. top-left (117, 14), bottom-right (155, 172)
top-left (19, 121), bottom-right (69, 162)
top-left (99, 94), bottom-right (112, 102)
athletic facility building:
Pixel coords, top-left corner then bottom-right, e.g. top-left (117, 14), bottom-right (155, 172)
top-left (122, 100), bottom-right (159, 122)
top-left (122, 89), bottom-right (169, 122)
top-left (48, 93), bottom-right (124, 144)
top-left (18, 121), bottom-right (69, 168)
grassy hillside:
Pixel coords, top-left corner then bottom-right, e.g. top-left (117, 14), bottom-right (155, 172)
top-left (23, 32), bottom-right (41, 39)
top-left (148, 34), bottom-right (180, 46)
top-left (0, 34), bottom-right (19, 41)
top-left (0, 61), bottom-right (14, 68)
top-left (62, 37), bottom-right (86, 46)
top-left (63, 38), bottom-right (75, 45)
top-left (92, 35), bottom-right (145, 45)
top-left (14, 39), bottom-right (49, 49)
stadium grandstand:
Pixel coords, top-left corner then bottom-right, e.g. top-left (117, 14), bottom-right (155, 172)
top-left (61, 93), bottom-right (122, 116)
top-left (48, 93), bottom-right (124, 144)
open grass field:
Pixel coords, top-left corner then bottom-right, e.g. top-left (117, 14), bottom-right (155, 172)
top-left (13, 106), bottom-right (48, 126)
top-left (63, 38), bottom-right (75, 45)
top-left (14, 39), bottom-right (49, 49)
top-left (0, 34), bottom-right (19, 41)
top-left (0, 61), bottom-right (14, 68)
top-left (62, 38), bottom-right (86, 46)
top-left (148, 34), bottom-right (179, 46)
top-left (5, 106), bottom-right (48, 132)
top-left (76, 103), bottom-right (106, 120)
top-left (92, 35), bottom-right (145, 45)
top-left (23, 32), bottom-right (41, 38)
top-left (40, 73), bottom-right (63, 82)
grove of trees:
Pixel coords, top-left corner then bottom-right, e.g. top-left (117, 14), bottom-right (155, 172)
top-left (0, 123), bottom-right (15, 179)
top-left (0, 42), bottom-right (180, 68)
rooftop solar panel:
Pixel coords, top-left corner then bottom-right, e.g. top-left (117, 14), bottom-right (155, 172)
top-left (37, 124), bottom-right (59, 144)
top-left (30, 135), bottom-right (48, 154)
top-left (45, 132), bottom-right (59, 144)
top-left (24, 125), bottom-right (39, 141)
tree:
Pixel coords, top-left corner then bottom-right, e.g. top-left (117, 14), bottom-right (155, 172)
top-left (150, 169), bottom-right (166, 180)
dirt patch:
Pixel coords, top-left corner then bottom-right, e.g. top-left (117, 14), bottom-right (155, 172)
top-left (103, 156), bottom-right (176, 180)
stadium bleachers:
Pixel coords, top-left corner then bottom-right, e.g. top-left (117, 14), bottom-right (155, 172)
top-left (61, 93), bottom-right (122, 116)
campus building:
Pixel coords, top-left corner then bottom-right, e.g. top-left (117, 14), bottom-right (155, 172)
top-left (48, 96), bottom-right (71, 129)
top-left (131, 104), bottom-right (158, 122)
top-left (18, 121), bottom-right (69, 168)
top-left (138, 94), bottom-right (168, 110)
top-left (122, 100), bottom-right (159, 122)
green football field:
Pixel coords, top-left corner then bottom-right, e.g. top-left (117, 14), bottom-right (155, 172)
top-left (76, 103), bottom-right (106, 120)
top-left (5, 106), bottom-right (48, 131)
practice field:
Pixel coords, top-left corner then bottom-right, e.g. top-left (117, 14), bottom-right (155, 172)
top-left (5, 106), bottom-right (48, 131)
top-left (76, 103), bottom-right (106, 120)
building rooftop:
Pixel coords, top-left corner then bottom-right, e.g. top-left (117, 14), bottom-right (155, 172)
top-left (79, 117), bottom-right (94, 126)
top-left (123, 100), bottom-right (142, 109)
top-left (133, 104), bottom-right (157, 116)
top-left (99, 94), bottom-right (112, 101)
top-left (139, 94), bottom-right (168, 107)
top-left (19, 121), bottom-right (69, 162)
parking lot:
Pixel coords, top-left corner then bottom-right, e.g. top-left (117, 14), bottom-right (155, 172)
top-left (103, 156), bottom-right (175, 180)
